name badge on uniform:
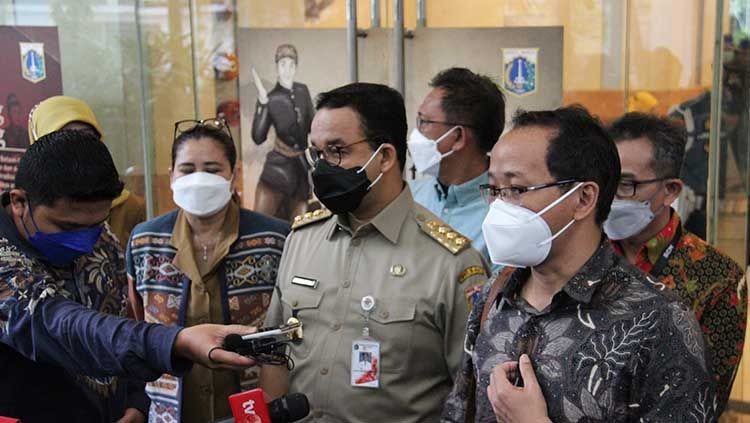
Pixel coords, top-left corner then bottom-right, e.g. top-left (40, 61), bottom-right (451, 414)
top-left (351, 295), bottom-right (380, 389)
top-left (351, 339), bottom-right (380, 388)
top-left (291, 276), bottom-right (318, 289)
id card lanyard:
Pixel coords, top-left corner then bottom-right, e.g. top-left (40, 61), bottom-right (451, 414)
top-left (351, 295), bottom-right (380, 388)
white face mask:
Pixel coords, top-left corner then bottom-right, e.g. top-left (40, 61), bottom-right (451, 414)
top-left (603, 198), bottom-right (663, 240)
top-left (172, 172), bottom-right (232, 217)
top-left (407, 127), bottom-right (459, 177)
top-left (482, 182), bottom-right (583, 267)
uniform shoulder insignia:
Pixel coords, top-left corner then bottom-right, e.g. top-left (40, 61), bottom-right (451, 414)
top-left (414, 212), bottom-right (470, 255)
top-left (291, 208), bottom-right (333, 230)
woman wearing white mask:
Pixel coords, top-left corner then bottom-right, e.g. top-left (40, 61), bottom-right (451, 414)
top-left (126, 118), bottom-right (290, 423)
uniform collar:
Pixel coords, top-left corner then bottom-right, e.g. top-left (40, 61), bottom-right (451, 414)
top-left (327, 186), bottom-right (413, 244)
top-left (432, 171), bottom-right (488, 206)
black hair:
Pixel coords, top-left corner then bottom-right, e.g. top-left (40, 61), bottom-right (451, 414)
top-left (15, 130), bottom-right (124, 206)
top-left (429, 67), bottom-right (506, 153)
top-left (608, 112), bottom-right (687, 179)
top-left (512, 105), bottom-right (620, 225)
top-left (316, 83), bottom-right (408, 170)
top-left (171, 125), bottom-right (237, 169)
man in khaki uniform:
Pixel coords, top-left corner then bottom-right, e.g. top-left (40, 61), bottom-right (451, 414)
top-left (261, 82), bottom-right (487, 422)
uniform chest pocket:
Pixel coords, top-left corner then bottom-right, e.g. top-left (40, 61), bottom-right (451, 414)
top-left (281, 289), bottom-right (323, 359)
top-left (367, 297), bottom-right (416, 372)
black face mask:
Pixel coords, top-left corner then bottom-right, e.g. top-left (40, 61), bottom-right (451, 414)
top-left (311, 145), bottom-right (383, 214)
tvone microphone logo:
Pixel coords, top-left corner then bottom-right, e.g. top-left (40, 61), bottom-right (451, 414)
top-left (242, 399), bottom-right (258, 415)
top-left (241, 398), bottom-right (263, 423)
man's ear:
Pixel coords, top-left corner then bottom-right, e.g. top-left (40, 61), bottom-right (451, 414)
top-left (8, 189), bottom-right (28, 220)
top-left (663, 178), bottom-right (683, 207)
top-left (573, 182), bottom-right (600, 222)
top-left (450, 127), bottom-right (469, 153)
top-left (379, 143), bottom-right (399, 174)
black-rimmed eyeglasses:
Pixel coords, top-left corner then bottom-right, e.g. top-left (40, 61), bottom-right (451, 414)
top-left (616, 177), bottom-right (669, 198)
top-left (479, 179), bottom-right (580, 204)
top-left (304, 138), bottom-right (372, 167)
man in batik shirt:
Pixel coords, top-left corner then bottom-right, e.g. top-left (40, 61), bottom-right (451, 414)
top-left (606, 112), bottom-right (746, 415)
top-left (442, 106), bottom-right (716, 422)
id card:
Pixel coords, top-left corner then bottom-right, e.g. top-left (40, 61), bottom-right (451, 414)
top-left (350, 339), bottom-right (380, 388)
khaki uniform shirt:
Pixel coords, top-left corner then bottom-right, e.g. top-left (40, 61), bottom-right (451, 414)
top-left (266, 187), bottom-right (487, 422)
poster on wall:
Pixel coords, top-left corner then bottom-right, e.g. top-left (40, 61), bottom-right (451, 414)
top-left (247, 44), bottom-right (315, 222)
top-left (0, 26), bottom-right (62, 190)
top-left (238, 29), bottom-right (349, 222)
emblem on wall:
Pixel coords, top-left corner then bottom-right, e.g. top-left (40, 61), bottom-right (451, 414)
top-left (502, 48), bottom-right (538, 97)
top-left (19, 42), bottom-right (46, 84)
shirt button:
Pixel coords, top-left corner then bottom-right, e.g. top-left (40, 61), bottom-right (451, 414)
top-left (332, 322), bottom-right (341, 331)
top-left (351, 239), bottom-right (362, 247)
top-left (198, 317), bottom-right (209, 324)
top-left (292, 300), bottom-right (299, 307)
top-left (342, 280), bottom-right (351, 288)
top-left (443, 208), bottom-right (449, 214)
top-left (312, 410), bottom-right (323, 418)
top-left (380, 311), bottom-right (389, 319)
top-left (201, 385), bottom-right (212, 396)
top-left (320, 367), bottom-right (329, 375)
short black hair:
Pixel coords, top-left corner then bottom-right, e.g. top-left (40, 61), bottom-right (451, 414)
top-left (608, 112), bottom-right (686, 179)
top-left (430, 67), bottom-right (506, 152)
top-left (15, 130), bottom-right (124, 207)
top-left (512, 105), bottom-right (620, 225)
top-left (171, 125), bottom-right (237, 169)
top-left (316, 83), bottom-right (407, 170)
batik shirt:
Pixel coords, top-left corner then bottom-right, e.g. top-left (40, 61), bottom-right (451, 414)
top-left (442, 239), bottom-right (717, 423)
top-left (0, 194), bottom-right (186, 422)
top-left (612, 210), bottom-right (746, 414)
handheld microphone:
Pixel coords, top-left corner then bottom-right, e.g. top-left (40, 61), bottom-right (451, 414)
top-left (228, 388), bottom-right (310, 423)
top-left (223, 318), bottom-right (303, 367)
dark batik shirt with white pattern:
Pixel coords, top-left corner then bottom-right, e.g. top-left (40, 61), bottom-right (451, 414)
top-left (442, 239), bottom-right (717, 423)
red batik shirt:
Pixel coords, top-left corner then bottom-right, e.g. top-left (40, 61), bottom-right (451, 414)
top-left (612, 210), bottom-right (747, 414)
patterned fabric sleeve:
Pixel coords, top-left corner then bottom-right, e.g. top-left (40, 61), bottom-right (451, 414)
top-left (633, 302), bottom-right (718, 422)
top-left (0, 240), bottom-right (188, 380)
top-left (702, 263), bottom-right (747, 414)
top-left (441, 279), bottom-right (493, 423)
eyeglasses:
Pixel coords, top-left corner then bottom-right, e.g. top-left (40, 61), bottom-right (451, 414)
top-left (415, 116), bottom-right (473, 131)
top-left (304, 138), bottom-right (372, 167)
top-left (479, 178), bottom-right (580, 205)
top-left (616, 177), bottom-right (668, 198)
top-left (174, 117), bottom-right (234, 142)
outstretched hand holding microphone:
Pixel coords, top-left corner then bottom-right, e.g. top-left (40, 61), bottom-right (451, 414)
top-left (172, 324), bottom-right (258, 370)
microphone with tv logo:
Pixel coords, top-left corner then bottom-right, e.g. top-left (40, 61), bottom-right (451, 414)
top-left (228, 388), bottom-right (310, 423)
